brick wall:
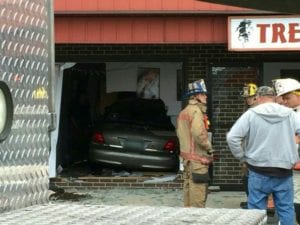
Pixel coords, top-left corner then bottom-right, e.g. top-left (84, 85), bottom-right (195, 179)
top-left (55, 44), bottom-right (300, 189)
top-left (210, 66), bottom-right (259, 188)
top-left (50, 175), bottom-right (183, 190)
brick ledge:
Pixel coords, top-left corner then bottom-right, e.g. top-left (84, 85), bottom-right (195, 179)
top-left (50, 174), bottom-right (184, 190)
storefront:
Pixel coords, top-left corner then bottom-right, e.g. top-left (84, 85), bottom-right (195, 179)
top-left (52, 0), bottom-right (300, 189)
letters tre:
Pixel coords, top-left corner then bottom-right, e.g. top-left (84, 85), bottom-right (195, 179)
top-left (257, 23), bottom-right (300, 43)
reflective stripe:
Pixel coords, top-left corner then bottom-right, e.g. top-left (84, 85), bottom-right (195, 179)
top-left (180, 151), bottom-right (212, 164)
top-left (177, 113), bottom-right (192, 121)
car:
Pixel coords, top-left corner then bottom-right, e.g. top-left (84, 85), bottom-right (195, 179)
top-left (89, 95), bottom-right (179, 172)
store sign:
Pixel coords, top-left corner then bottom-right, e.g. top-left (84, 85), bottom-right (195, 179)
top-left (228, 16), bottom-right (300, 51)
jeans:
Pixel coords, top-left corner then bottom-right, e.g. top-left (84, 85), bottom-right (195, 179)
top-left (248, 170), bottom-right (294, 225)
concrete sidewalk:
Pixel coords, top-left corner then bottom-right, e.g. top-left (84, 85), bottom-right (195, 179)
top-left (207, 191), bottom-right (247, 208)
top-left (50, 188), bottom-right (279, 224)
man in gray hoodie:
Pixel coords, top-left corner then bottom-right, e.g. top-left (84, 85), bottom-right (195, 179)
top-left (227, 86), bottom-right (300, 225)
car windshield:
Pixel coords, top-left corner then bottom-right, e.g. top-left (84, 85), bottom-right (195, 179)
top-left (103, 98), bottom-right (174, 130)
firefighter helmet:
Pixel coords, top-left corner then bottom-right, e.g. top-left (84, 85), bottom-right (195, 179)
top-left (273, 78), bottom-right (300, 96)
top-left (241, 83), bottom-right (257, 97)
top-left (186, 79), bottom-right (207, 96)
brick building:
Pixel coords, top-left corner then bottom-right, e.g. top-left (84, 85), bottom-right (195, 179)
top-left (52, 0), bottom-right (300, 190)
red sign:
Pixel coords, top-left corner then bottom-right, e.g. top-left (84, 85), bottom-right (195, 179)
top-left (228, 16), bottom-right (300, 51)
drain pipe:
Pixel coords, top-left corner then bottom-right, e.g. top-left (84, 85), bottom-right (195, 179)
top-left (47, 0), bottom-right (56, 132)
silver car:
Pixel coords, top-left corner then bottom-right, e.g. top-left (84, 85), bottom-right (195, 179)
top-left (89, 97), bottom-right (179, 172)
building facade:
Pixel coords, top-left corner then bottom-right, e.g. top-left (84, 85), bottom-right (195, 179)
top-left (53, 0), bottom-right (300, 189)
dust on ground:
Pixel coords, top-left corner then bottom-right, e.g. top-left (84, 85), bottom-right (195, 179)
top-left (50, 188), bottom-right (246, 208)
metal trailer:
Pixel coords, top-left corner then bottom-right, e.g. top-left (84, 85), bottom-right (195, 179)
top-left (0, 203), bottom-right (268, 225)
top-left (0, 0), bottom-right (54, 212)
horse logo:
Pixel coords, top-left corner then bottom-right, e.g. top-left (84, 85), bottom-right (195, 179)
top-left (236, 19), bottom-right (253, 43)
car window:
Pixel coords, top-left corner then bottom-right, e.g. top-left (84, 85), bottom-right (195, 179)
top-left (103, 98), bottom-right (174, 130)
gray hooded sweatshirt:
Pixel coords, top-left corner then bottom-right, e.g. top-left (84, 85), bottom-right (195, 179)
top-left (227, 102), bottom-right (300, 169)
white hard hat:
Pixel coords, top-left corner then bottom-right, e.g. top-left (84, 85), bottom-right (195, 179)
top-left (186, 79), bottom-right (207, 96)
top-left (273, 78), bottom-right (300, 96)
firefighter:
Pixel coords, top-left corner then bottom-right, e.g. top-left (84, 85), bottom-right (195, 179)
top-left (241, 82), bottom-right (258, 108)
top-left (240, 83), bottom-right (258, 209)
top-left (273, 78), bottom-right (300, 224)
top-left (176, 79), bottom-right (213, 208)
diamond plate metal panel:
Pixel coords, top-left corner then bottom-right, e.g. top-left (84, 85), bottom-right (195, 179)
top-left (0, 0), bottom-right (51, 212)
top-left (0, 203), bottom-right (268, 225)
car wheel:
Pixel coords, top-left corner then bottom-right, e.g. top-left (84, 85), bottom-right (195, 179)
top-left (88, 162), bottom-right (103, 175)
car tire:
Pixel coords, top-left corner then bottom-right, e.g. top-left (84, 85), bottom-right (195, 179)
top-left (88, 161), bottom-right (103, 175)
